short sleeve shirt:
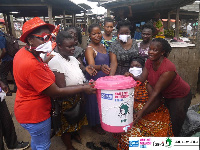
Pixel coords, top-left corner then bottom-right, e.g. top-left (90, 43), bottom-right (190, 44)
top-left (0, 31), bottom-right (13, 61)
top-left (109, 39), bottom-right (139, 75)
top-left (13, 47), bottom-right (55, 123)
top-left (145, 58), bottom-right (190, 98)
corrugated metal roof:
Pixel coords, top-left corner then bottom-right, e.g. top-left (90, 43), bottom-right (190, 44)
top-left (78, 3), bottom-right (92, 10)
top-left (102, 0), bottom-right (195, 9)
top-left (101, 0), bottom-right (196, 21)
top-left (181, 1), bottom-right (200, 12)
top-left (0, 0), bottom-right (86, 17)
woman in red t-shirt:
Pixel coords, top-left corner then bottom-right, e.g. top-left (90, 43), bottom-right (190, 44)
top-left (14, 17), bottom-right (96, 150)
top-left (125, 38), bottom-right (192, 136)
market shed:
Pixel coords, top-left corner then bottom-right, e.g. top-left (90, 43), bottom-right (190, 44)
top-left (0, 0), bottom-right (86, 35)
top-left (102, 0), bottom-right (195, 21)
top-left (102, 0), bottom-right (200, 95)
top-left (0, 0), bottom-right (85, 17)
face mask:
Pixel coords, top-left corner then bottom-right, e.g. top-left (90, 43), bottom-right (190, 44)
top-left (35, 41), bottom-right (52, 53)
top-left (119, 35), bottom-right (131, 43)
top-left (129, 67), bottom-right (142, 77)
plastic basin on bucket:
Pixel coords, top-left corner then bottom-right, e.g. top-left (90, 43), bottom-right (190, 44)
top-left (95, 75), bottom-right (137, 133)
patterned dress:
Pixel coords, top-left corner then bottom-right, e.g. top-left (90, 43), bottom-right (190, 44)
top-left (116, 82), bottom-right (173, 150)
top-left (48, 54), bottom-right (88, 135)
top-left (101, 35), bottom-right (117, 52)
top-left (137, 42), bottom-right (149, 60)
top-left (109, 39), bottom-right (139, 75)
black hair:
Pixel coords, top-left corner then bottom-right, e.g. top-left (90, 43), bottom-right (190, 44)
top-left (104, 17), bottom-right (114, 25)
top-left (76, 27), bottom-right (82, 44)
top-left (56, 30), bottom-right (73, 45)
top-left (26, 25), bottom-right (50, 44)
top-left (142, 23), bottom-right (155, 34)
top-left (116, 20), bottom-right (132, 32)
top-left (88, 23), bottom-right (100, 34)
top-left (129, 55), bottom-right (145, 68)
top-left (64, 26), bottom-right (82, 44)
top-left (152, 38), bottom-right (172, 57)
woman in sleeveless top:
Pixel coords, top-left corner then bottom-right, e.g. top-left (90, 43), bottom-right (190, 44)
top-left (85, 23), bottom-right (110, 134)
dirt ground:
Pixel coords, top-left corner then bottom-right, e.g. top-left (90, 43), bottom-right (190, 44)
top-left (4, 85), bottom-right (118, 150)
top-left (4, 83), bottom-right (200, 150)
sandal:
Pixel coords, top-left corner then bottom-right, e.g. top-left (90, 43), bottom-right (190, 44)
top-left (100, 142), bottom-right (117, 150)
top-left (86, 142), bottom-right (102, 150)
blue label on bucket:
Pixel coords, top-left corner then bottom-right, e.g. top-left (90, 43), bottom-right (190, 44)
top-left (101, 93), bottom-right (113, 100)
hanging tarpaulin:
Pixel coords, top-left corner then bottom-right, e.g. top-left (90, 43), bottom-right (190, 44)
top-left (0, 18), bottom-right (5, 24)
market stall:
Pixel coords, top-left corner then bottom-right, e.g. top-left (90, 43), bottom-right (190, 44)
top-left (0, 0), bottom-right (86, 36)
top-left (101, 0), bottom-right (200, 95)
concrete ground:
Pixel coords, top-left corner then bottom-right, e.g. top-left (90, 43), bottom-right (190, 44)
top-left (4, 83), bottom-right (200, 150)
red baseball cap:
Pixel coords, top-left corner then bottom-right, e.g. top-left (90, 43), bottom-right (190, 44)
top-left (20, 17), bottom-right (55, 43)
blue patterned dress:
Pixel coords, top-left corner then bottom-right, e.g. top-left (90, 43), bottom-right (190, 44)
top-left (101, 35), bottom-right (117, 52)
top-left (85, 46), bottom-right (110, 126)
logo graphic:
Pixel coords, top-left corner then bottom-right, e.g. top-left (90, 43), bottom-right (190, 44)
top-left (129, 140), bottom-right (139, 147)
top-left (118, 102), bottom-right (130, 118)
top-left (140, 145), bottom-right (147, 148)
top-left (140, 138), bottom-right (151, 148)
top-left (166, 137), bottom-right (172, 148)
top-left (101, 93), bottom-right (113, 100)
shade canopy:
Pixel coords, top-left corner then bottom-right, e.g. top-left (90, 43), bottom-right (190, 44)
top-left (101, 0), bottom-right (196, 21)
top-left (0, 0), bottom-right (86, 17)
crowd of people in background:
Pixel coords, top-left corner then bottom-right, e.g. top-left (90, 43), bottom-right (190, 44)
top-left (0, 15), bottom-right (192, 150)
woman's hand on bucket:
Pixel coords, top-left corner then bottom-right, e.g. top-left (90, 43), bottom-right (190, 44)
top-left (100, 64), bottom-right (111, 74)
top-left (124, 72), bottom-right (133, 78)
top-left (82, 83), bottom-right (96, 94)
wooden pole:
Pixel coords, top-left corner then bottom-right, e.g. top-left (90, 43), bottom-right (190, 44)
top-left (197, 4), bottom-right (200, 49)
top-left (84, 12), bottom-right (87, 34)
top-left (168, 12), bottom-right (170, 29)
top-left (47, 4), bottom-right (53, 24)
top-left (63, 10), bottom-right (66, 28)
top-left (3, 13), bottom-right (9, 34)
top-left (10, 15), bottom-right (16, 37)
top-left (107, 9), bottom-right (111, 17)
top-left (72, 13), bottom-right (75, 26)
top-left (175, 7), bottom-right (180, 39)
top-left (6, 14), bottom-right (12, 35)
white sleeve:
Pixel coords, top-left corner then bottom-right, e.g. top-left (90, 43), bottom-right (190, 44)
top-left (70, 56), bottom-right (80, 65)
top-left (48, 55), bottom-right (65, 73)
